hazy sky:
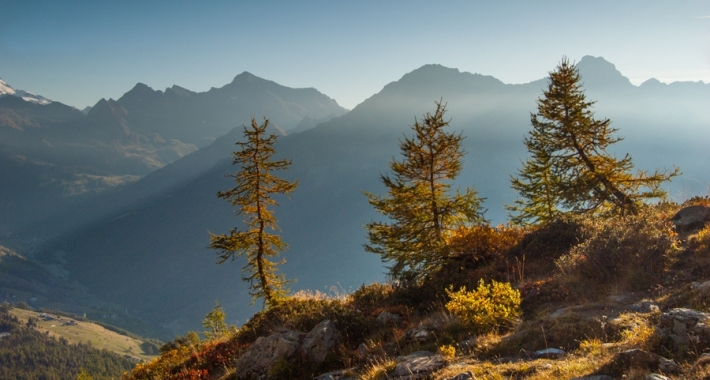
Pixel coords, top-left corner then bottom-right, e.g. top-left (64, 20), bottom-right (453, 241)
top-left (1, 1), bottom-right (708, 110)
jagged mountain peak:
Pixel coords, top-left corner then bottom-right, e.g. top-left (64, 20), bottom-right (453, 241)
top-left (576, 55), bottom-right (633, 89)
top-left (87, 98), bottom-right (128, 119)
top-left (118, 83), bottom-right (161, 104)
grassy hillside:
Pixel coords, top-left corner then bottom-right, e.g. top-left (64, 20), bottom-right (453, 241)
top-left (9, 308), bottom-right (159, 361)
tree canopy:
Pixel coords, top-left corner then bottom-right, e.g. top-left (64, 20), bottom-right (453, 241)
top-left (365, 100), bottom-right (485, 284)
top-left (508, 58), bottom-right (679, 224)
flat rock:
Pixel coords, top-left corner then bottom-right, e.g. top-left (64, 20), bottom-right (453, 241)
top-left (533, 348), bottom-right (566, 359)
top-left (393, 351), bottom-right (446, 378)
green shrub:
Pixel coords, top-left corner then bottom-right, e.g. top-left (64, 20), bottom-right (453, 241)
top-left (445, 279), bottom-right (521, 333)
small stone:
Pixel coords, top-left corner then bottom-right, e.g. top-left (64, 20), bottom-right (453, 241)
top-left (630, 301), bottom-right (660, 313)
top-left (646, 374), bottom-right (670, 380)
top-left (357, 343), bottom-right (368, 359)
top-left (405, 327), bottom-right (435, 343)
top-left (534, 348), bottom-right (566, 359)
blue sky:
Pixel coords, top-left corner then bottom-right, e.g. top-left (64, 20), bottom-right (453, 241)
top-left (1, 0), bottom-right (708, 110)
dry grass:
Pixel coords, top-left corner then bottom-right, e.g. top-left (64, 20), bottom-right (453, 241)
top-left (432, 355), bottom-right (608, 380)
top-left (359, 356), bottom-right (397, 380)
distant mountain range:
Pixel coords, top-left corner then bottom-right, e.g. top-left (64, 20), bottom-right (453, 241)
top-left (2, 56), bottom-right (709, 339)
top-left (0, 73), bottom-right (347, 231)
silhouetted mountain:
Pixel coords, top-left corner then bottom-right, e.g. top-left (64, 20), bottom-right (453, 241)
top-left (24, 56), bottom-right (708, 339)
top-left (575, 55), bottom-right (634, 92)
top-left (0, 73), bottom-right (348, 232)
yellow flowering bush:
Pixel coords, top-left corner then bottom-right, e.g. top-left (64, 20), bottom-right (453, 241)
top-left (438, 344), bottom-right (456, 359)
top-left (445, 279), bottom-right (521, 333)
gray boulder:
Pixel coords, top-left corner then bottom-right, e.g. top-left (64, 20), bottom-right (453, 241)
top-left (235, 329), bottom-right (304, 378)
top-left (376, 311), bottom-right (402, 325)
top-left (671, 205), bottom-right (710, 232)
top-left (603, 349), bottom-right (681, 376)
top-left (301, 319), bottom-right (343, 364)
top-left (658, 308), bottom-right (710, 349)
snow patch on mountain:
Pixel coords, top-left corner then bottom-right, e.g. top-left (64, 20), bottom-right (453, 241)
top-left (0, 78), bottom-right (52, 105)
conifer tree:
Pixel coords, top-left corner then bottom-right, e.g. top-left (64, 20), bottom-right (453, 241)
top-left (202, 302), bottom-right (229, 341)
top-left (209, 117), bottom-right (297, 308)
top-left (508, 58), bottom-right (679, 223)
top-left (364, 101), bottom-right (485, 284)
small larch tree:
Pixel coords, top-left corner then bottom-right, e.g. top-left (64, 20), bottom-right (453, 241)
top-left (364, 100), bottom-right (485, 285)
top-left (209, 117), bottom-right (298, 308)
top-left (508, 57), bottom-right (679, 224)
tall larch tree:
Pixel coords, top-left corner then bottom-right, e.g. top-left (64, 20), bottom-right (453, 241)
top-left (508, 57), bottom-right (679, 223)
top-left (364, 100), bottom-right (485, 284)
top-left (209, 117), bottom-right (298, 308)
